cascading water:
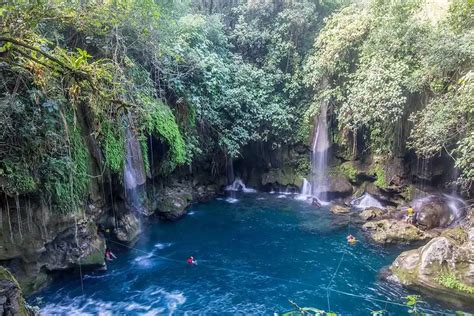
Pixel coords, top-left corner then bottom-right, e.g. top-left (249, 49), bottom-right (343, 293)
top-left (310, 80), bottom-right (330, 202)
top-left (124, 126), bottom-right (146, 211)
top-left (296, 178), bottom-right (312, 200)
top-left (350, 193), bottom-right (384, 210)
top-left (443, 193), bottom-right (467, 220)
top-left (226, 179), bottom-right (257, 193)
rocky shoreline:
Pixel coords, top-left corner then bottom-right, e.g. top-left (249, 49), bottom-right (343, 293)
top-left (1, 150), bottom-right (472, 311)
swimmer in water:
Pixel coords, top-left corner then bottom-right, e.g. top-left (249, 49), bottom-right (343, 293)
top-left (187, 256), bottom-right (197, 265)
top-left (105, 248), bottom-right (117, 261)
top-left (347, 234), bottom-right (357, 243)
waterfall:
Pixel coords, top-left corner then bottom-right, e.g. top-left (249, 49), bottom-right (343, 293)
top-left (442, 193), bottom-right (467, 220)
top-left (296, 178), bottom-right (312, 200)
top-left (351, 193), bottom-right (384, 209)
top-left (310, 80), bottom-right (330, 202)
top-left (124, 126), bottom-right (146, 211)
top-left (225, 179), bottom-right (257, 193)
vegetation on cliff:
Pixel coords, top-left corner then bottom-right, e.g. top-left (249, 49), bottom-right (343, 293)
top-left (0, 0), bottom-right (472, 210)
top-left (305, 0), bottom-right (473, 193)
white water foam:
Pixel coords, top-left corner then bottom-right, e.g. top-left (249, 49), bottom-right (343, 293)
top-left (225, 179), bottom-right (257, 193)
top-left (351, 193), bottom-right (383, 209)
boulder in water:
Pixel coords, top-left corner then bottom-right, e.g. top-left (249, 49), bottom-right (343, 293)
top-left (115, 212), bottom-right (141, 243)
top-left (359, 207), bottom-right (385, 221)
top-left (351, 192), bottom-right (384, 209)
top-left (42, 219), bottom-right (106, 271)
top-left (363, 219), bottom-right (427, 244)
top-left (155, 182), bottom-right (193, 220)
top-left (389, 226), bottom-right (474, 305)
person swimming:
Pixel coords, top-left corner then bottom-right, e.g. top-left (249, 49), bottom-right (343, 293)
top-left (347, 234), bottom-right (357, 243)
top-left (105, 248), bottom-right (117, 261)
top-left (187, 256), bottom-right (197, 265)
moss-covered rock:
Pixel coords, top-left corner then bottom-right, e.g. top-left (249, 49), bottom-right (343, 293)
top-left (362, 219), bottom-right (427, 244)
top-left (389, 229), bottom-right (474, 304)
top-left (261, 167), bottom-right (304, 188)
top-left (0, 267), bottom-right (38, 315)
top-left (155, 181), bottom-right (194, 220)
top-left (115, 212), bottom-right (142, 243)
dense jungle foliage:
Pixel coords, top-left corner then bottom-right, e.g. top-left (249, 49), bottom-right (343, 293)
top-left (0, 0), bottom-right (472, 213)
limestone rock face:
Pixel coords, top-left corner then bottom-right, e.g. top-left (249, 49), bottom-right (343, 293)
top-left (42, 219), bottom-right (106, 271)
top-left (389, 226), bottom-right (474, 303)
top-left (115, 212), bottom-right (141, 243)
top-left (363, 219), bottom-right (427, 244)
top-left (155, 181), bottom-right (194, 220)
top-left (0, 267), bottom-right (38, 316)
top-left (0, 198), bottom-right (106, 293)
top-left (359, 207), bottom-right (385, 221)
top-left (323, 176), bottom-right (353, 198)
top-left (261, 167), bottom-right (303, 188)
top-left (330, 203), bottom-right (351, 214)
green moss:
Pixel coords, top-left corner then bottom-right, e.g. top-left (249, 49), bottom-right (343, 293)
top-left (372, 165), bottom-right (388, 188)
top-left (391, 266), bottom-right (418, 285)
top-left (0, 161), bottom-right (37, 195)
top-left (141, 97), bottom-right (186, 173)
top-left (42, 117), bottom-right (90, 214)
top-left (139, 134), bottom-right (150, 175)
top-left (102, 120), bottom-right (125, 173)
top-left (0, 267), bottom-right (30, 316)
top-left (296, 156), bottom-right (311, 178)
top-left (339, 162), bottom-right (357, 182)
top-left (441, 227), bottom-right (468, 244)
top-left (437, 273), bottom-right (474, 294)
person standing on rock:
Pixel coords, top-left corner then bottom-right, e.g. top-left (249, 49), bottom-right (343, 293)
top-left (406, 206), bottom-right (415, 224)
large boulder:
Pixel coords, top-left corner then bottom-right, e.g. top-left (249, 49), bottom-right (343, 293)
top-left (155, 182), bottom-right (193, 220)
top-left (0, 267), bottom-right (38, 315)
top-left (42, 219), bottom-right (106, 271)
top-left (330, 203), bottom-right (351, 214)
top-left (389, 226), bottom-right (474, 305)
top-left (360, 207), bottom-right (385, 221)
top-left (320, 176), bottom-right (353, 198)
top-left (415, 196), bottom-right (457, 229)
top-left (115, 212), bottom-right (141, 243)
top-left (363, 219), bottom-right (427, 244)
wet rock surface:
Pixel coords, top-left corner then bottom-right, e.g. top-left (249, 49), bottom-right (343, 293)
top-left (154, 181), bottom-right (194, 220)
top-left (0, 198), bottom-right (106, 293)
top-left (359, 207), bottom-right (385, 221)
top-left (0, 267), bottom-right (38, 315)
top-left (330, 203), bottom-right (351, 214)
top-left (362, 219), bottom-right (428, 244)
top-left (389, 225), bottom-right (474, 306)
top-left (115, 212), bottom-right (141, 243)
top-left (415, 196), bottom-right (459, 229)
top-left (323, 176), bottom-right (353, 198)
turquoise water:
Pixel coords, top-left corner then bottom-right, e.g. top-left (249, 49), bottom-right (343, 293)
top-left (31, 193), bottom-right (453, 315)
